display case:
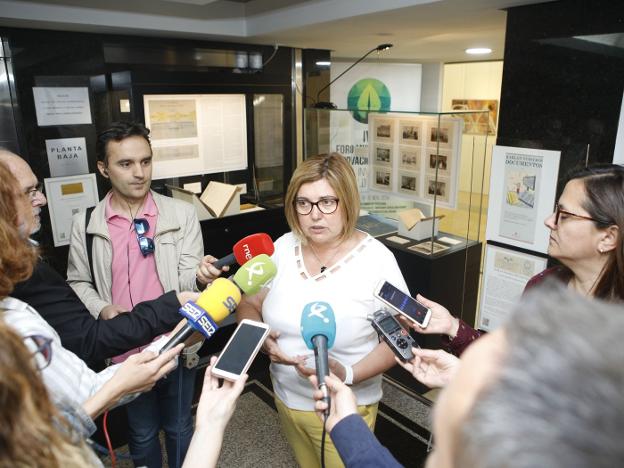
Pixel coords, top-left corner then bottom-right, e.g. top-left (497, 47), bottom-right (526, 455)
top-left (305, 107), bottom-right (491, 328)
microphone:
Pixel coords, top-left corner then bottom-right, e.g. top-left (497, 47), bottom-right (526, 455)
top-left (213, 233), bottom-right (274, 269)
top-left (160, 278), bottom-right (241, 353)
top-left (230, 253), bottom-right (277, 295)
top-left (300, 302), bottom-right (336, 412)
top-left (160, 255), bottom-right (278, 353)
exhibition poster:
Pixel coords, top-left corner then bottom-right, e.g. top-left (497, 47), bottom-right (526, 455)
top-left (144, 94), bottom-right (247, 179)
top-left (486, 145), bottom-right (560, 253)
top-left (478, 244), bottom-right (547, 331)
top-left (44, 174), bottom-right (99, 247)
top-left (32, 87), bottom-right (92, 126)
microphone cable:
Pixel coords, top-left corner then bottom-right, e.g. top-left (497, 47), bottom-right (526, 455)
top-left (103, 410), bottom-right (117, 468)
top-left (320, 405), bottom-right (329, 468)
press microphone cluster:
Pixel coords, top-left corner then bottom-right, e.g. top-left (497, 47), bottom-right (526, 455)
top-left (160, 254), bottom-right (277, 353)
top-left (213, 233), bottom-right (274, 269)
top-left (301, 302), bottom-right (336, 412)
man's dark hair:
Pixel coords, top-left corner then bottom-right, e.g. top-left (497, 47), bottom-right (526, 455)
top-left (96, 121), bottom-right (151, 164)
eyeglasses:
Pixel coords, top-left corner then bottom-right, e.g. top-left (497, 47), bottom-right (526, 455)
top-left (133, 218), bottom-right (155, 256)
top-left (554, 203), bottom-right (598, 225)
top-left (25, 182), bottom-right (44, 201)
top-left (295, 197), bottom-right (339, 215)
top-left (23, 334), bottom-right (53, 371)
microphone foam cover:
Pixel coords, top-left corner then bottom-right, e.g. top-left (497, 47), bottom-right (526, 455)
top-left (300, 302), bottom-right (336, 350)
top-left (233, 233), bottom-right (275, 266)
top-left (232, 254), bottom-right (277, 295)
top-left (196, 277), bottom-right (241, 323)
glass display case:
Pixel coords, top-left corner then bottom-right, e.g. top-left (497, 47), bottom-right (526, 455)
top-left (304, 107), bottom-right (491, 325)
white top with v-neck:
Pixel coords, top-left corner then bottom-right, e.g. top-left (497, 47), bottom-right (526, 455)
top-left (262, 231), bottom-right (409, 410)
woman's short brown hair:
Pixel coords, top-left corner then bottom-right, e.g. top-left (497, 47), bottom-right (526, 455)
top-left (284, 153), bottom-right (360, 243)
top-left (0, 162), bottom-right (37, 298)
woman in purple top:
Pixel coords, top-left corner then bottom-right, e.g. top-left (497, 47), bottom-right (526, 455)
top-left (409, 163), bottom-right (624, 357)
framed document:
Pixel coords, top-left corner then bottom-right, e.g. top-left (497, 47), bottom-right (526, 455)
top-left (44, 174), bottom-right (99, 247)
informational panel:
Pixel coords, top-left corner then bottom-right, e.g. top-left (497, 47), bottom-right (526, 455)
top-left (486, 145), bottom-right (560, 253)
top-left (144, 94), bottom-right (248, 179)
top-left (44, 174), bottom-right (99, 247)
top-left (45, 137), bottom-right (89, 177)
top-left (369, 113), bottom-right (463, 209)
top-left (478, 244), bottom-right (548, 331)
top-left (32, 87), bottom-right (92, 126)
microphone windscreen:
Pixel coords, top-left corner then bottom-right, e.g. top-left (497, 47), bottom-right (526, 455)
top-left (232, 233), bottom-right (275, 265)
top-left (300, 302), bottom-right (336, 350)
top-left (196, 277), bottom-right (242, 323)
top-left (232, 254), bottom-right (277, 295)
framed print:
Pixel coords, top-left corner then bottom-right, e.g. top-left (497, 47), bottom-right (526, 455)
top-left (399, 120), bottom-right (421, 145)
top-left (372, 166), bottom-right (392, 190)
top-left (398, 170), bottom-right (419, 195)
top-left (427, 149), bottom-right (452, 177)
top-left (374, 118), bottom-right (394, 142)
top-left (399, 146), bottom-right (420, 170)
top-left (44, 174), bottom-right (99, 247)
top-left (486, 145), bottom-right (560, 253)
top-left (374, 144), bottom-right (393, 167)
top-left (428, 122), bottom-right (452, 149)
top-left (424, 175), bottom-right (450, 204)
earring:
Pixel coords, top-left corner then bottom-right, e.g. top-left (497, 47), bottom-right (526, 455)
top-left (599, 247), bottom-right (604, 254)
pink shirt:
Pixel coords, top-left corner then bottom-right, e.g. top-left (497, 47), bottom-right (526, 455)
top-left (106, 192), bottom-right (165, 363)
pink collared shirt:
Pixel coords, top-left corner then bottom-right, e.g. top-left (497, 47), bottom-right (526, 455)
top-left (106, 192), bottom-right (165, 363)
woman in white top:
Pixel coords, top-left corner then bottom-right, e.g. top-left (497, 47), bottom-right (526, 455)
top-left (237, 153), bottom-right (408, 467)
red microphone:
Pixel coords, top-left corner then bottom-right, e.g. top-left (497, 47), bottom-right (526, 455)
top-left (213, 233), bottom-right (274, 269)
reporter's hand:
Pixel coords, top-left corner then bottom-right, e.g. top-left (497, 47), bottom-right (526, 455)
top-left (396, 347), bottom-right (459, 388)
top-left (309, 374), bottom-right (357, 432)
top-left (398, 294), bottom-right (459, 337)
top-left (262, 330), bottom-right (306, 366)
top-left (177, 291), bottom-right (200, 305)
top-left (100, 304), bottom-right (128, 320)
top-left (196, 255), bottom-right (229, 288)
top-left (295, 357), bottom-right (346, 381)
top-left (113, 344), bottom-right (184, 396)
top-left (195, 356), bottom-right (247, 433)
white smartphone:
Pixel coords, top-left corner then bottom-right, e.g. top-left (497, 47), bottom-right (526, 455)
top-left (374, 279), bottom-right (432, 328)
top-left (211, 319), bottom-right (270, 381)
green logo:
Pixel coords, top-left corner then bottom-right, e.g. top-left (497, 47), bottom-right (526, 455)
top-left (347, 78), bottom-right (391, 123)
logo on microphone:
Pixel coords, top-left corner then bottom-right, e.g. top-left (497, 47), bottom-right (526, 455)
top-left (243, 243), bottom-right (252, 260)
top-left (222, 296), bottom-right (237, 313)
top-left (308, 302), bottom-right (331, 323)
top-left (245, 261), bottom-right (266, 285)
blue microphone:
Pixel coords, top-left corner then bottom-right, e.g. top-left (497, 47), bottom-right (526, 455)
top-left (301, 302), bottom-right (336, 412)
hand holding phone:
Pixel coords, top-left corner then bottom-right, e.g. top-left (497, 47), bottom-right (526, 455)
top-left (374, 280), bottom-right (432, 328)
top-left (211, 319), bottom-right (270, 381)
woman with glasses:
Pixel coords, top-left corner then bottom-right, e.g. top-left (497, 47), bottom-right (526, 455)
top-left (237, 153), bottom-right (409, 467)
top-left (405, 163), bottom-right (624, 359)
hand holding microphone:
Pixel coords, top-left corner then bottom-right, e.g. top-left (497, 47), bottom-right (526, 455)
top-left (300, 302), bottom-right (336, 413)
top-left (160, 254), bottom-right (277, 353)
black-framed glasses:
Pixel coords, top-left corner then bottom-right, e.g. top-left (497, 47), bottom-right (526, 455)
top-left (554, 203), bottom-right (598, 225)
top-left (133, 218), bottom-right (155, 256)
top-left (295, 197), bottom-right (340, 215)
top-left (23, 334), bottom-right (53, 371)
top-left (25, 182), bottom-right (44, 201)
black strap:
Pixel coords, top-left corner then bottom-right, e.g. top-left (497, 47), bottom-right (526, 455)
top-left (84, 206), bottom-right (95, 286)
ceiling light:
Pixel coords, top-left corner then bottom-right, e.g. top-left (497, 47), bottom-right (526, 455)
top-left (316, 61), bottom-right (331, 66)
top-left (465, 47), bottom-right (492, 55)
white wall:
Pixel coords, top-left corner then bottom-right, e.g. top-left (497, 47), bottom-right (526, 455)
top-left (442, 61), bottom-right (503, 194)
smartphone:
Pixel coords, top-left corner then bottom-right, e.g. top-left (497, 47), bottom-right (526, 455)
top-left (211, 319), bottom-right (270, 381)
top-left (374, 279), bottom-right (432, 328)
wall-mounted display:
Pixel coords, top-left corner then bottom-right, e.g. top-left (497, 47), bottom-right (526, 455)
top-left (144, 94), bottom-right (248, 180)
top-left (478, 244), bottom-right (548, 331)
top-left (44, 174), bottom-right (98, 247)
top-left (486, 145), bottom-right (560, 253)
top-left (369, 114), bottom-right (463, 208)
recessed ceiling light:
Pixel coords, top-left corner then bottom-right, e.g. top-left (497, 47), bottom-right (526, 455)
top-left (316, 61), bottom-right (331, 66)
top-left (465, 47), bottom-right (492, 55)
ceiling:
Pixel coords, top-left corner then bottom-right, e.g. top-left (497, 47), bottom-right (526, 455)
top-left (0, 0), bottom-right (553, 62)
